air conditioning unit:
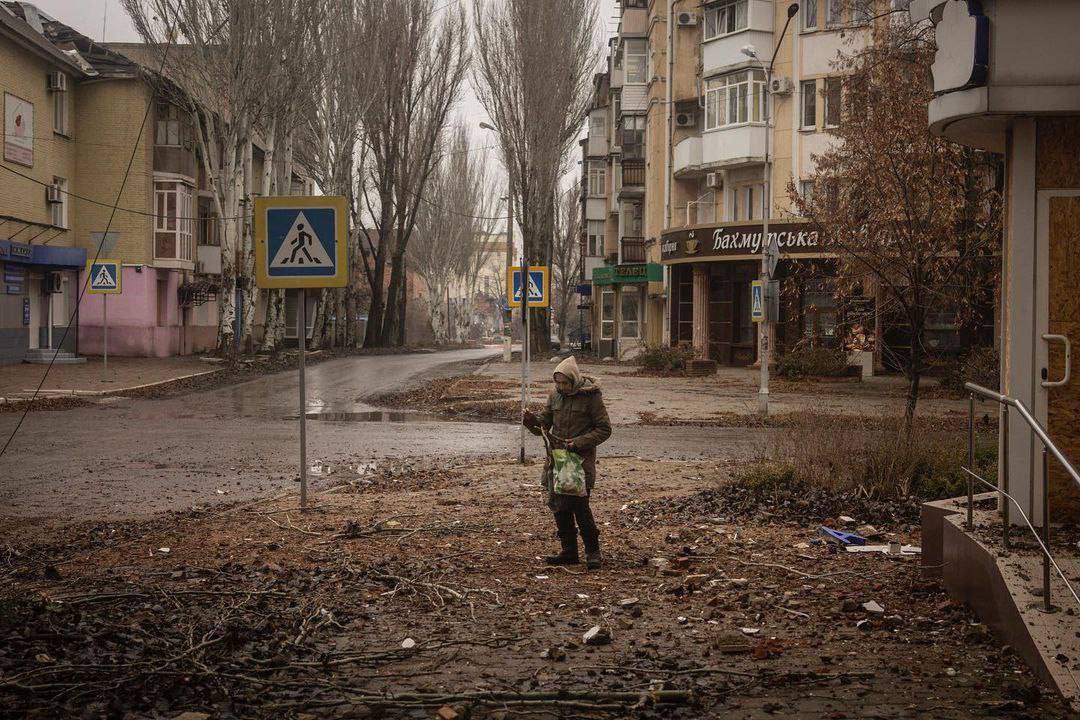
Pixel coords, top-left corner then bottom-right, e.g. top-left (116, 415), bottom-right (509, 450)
top-left (194, 260), bottom-right (205, 274)
top-left (47, 71), bottom-right (67, 92)
top-left (705, 172), bottom-right (722, 189)
top-left (46, 183), bottom-right (63, 204)
top-left (675, 111), bottom-right (696, 128)
top-left (676, 11), bottom-right (698, 26)
top-left (770, 77), bottom-right (794, 95)
top-left (46, 272), bottom-right (63, 294)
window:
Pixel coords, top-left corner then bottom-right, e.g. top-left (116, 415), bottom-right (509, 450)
top-left (154, 180), bottom-right (194, 260)
top-left (704, 0), bottom-right (748, 40)
top-left (852, 2), bottom-right (872, 23)
top-left (704, 70), bottom-right (766, 130)
top-left (824, 77), bottom-right (842, 127)
top-left (732, 184), bottom-right (763, 221)
top-left (623, 0), bottom-right (647, 7)
top-left (589, 112), bottom-right (606, 138)
top-left (620, 289), bottom-right (640, 338)
top-left (624, 39), bottom-right (647, 84)
top-left (197, 196), bottom-right (220, 246)
top-left (587, 160), bottom-right (606, 197)
top-left (802, 0), bottom-right (818, 30)
top-left (601, 289), bottom-right (615, 339)
top-left (826, 0), bottom-right (844, 26)
top-left (800, 80), bottom-right (817, 129)
top-left (51, 78), bottom-right (67, 135)
top-left (799, 180), bottom-right (815, 207)
top-left (612, 91), bottom-right (621, 125)
top-left (623, 201), bottom-right (643, 236)
top-left (50, 177), bottom-right (67, 228)
top-left (587, 220), bottom-right (605, 256)
top-left (156, 104), bottom-right (182, 147)
top-left (622, 115), bottom-right (645, 160)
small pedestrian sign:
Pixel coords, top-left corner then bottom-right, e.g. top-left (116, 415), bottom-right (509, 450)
top-left (750, 280), bottom-right (764, 322)
top-left (507, 265), bottom-right (550, 308)
top-left (254, 196), bottom-right (347, 289)
top-left (87, 260), bottom-right (121, 294)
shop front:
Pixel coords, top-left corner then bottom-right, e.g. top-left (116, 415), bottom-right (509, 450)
top-left (0, 239), bottom-right (86, 364)
top-left (660, 221), bottom-right (832, 366)
top-left (591, 263), bottom-right (663, 360)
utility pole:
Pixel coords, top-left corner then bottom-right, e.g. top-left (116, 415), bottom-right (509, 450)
top-left (742, 3), bottom-right (799, 417)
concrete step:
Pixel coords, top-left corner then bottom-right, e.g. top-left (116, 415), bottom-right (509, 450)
top-left (23, 349), bottom-right (87, 365)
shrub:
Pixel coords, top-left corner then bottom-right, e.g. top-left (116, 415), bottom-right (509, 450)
top-left (634, 343), bottom-right (696, 373)
top-left (759, 413), bottom-right (998, 501)
top-left (939, 347), bottom-right (999, 396)
top-left (774, 342), bottom-right (849, 379)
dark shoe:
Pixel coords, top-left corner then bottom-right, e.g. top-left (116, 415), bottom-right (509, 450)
top-left (545, 551), bottom-right (580, 566)
top-left (585, 551), bottom-right (602, 570)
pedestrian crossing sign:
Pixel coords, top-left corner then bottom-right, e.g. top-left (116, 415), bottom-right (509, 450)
top-left (750, 280), bottom-right (764, 322)
top-left (254, 196), bottom-right (348, 289)
top-left (86, 260), bottom-right (122, 294)
top-left (507, 265), bottom-right (550, 308)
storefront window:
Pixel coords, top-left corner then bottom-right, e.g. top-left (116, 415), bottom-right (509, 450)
top-left (620, 289), bottom-right (640, 338)
top-left (802, 279), bottom-right (837, 341)
top-left (601, 289), bottom-right (615, 339)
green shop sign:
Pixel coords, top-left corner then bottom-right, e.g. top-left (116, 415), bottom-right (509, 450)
top-left (592, 263), bottom-right (662, 286)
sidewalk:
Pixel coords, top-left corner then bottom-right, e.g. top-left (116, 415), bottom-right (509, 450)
top-left (0, 356), bottom-right (218, 398)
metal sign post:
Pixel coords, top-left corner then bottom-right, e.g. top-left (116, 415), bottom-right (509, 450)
top-left (507, 264), bottom-right (550, 465)
top-left (298, 289), bottom-right (307, 508)
top-left (254, 196), bottom-right (347, 510)
top-left (87, 260), bottom-right (122, 373)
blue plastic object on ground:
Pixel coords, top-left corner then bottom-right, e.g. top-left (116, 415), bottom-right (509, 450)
top-left (820, 526), bottom-right (867, 546)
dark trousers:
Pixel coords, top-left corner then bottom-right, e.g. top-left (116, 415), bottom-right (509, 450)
top-left (553, 496), bottom-right (600, 555)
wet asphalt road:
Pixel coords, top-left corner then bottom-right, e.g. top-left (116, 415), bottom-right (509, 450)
top-left (0, 348), bottom-right (767, 524)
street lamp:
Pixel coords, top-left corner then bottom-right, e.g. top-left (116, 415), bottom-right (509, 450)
top-left (741, 2), bottom-right (798, 417)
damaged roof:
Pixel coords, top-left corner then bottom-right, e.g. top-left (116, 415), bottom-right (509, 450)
top-left (1, 1), bottom-right (138, 79)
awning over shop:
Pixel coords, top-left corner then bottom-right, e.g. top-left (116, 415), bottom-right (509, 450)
top-left (0, 240), bottom-right (86, 269)
top-left (592, 263), bottom-right (663, 286)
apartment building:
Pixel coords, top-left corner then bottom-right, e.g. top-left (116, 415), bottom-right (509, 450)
top-left (583, 0), bottom-right (992, 368)
top-left (0, 3), bottom-right (87, 363)
top-left (0, 3), bottom-right (318, 363)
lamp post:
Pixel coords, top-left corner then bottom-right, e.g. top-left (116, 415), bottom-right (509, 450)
top-left (741, 3), bottom-right (799, 417)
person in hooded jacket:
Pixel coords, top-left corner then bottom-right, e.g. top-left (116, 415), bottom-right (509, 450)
top-left (523, 355), bottom-right (612, 569)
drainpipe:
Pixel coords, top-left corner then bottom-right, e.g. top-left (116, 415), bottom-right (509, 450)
top-left (664, 0), bottom-right (676, 344)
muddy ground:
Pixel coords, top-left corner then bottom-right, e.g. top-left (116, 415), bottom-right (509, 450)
top-left (1, 456), bottom-right (1071, 719)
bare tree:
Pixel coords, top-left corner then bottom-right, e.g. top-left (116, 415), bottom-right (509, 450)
top-left (291, 0), bottom-right (375, 350)
top-left (551, 181), bottom-right (583, 347)
top-left (122, 0), bottom-right (309, 353)
top-left (409, 127), bottom-right (498, 344)
top-left (472, 0), bottom-right (599, 354)
top-left (357, 0), bottom-right (470, 348)
top-left (789, 16), bottom-right (1001, 433)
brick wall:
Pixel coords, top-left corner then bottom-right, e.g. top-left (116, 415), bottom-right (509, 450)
top-left (0, 35), bottom-right (78, 245)
top-left (73, 79), bottom-right (154, 264)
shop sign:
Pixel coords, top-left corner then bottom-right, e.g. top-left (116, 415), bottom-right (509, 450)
top-left (592, 263), bottom-right (663, 286)
top-left (660, 222), bottom-right (823, 263)
top-left (22, 298), bottom-right (30, 325)
top-left (8, 242), bottom-right (32, 260)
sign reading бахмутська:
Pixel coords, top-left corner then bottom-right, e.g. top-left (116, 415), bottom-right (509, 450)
top-left (660, 222), bottom-right (824, 263)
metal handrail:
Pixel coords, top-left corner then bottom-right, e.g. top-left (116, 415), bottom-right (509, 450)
top-left (961, 467), bottom-right (1080, 609)
top-left (965, 382), bottom-right (1080, 489)
top-left (963, 381), bottom-right (1080, 613)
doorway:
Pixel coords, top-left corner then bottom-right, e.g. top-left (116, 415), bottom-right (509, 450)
top-left (27, 274), bottom-right (42, 350)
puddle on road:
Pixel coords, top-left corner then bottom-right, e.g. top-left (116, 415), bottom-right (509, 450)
top-left (300, 411), bottom-right (449, 423)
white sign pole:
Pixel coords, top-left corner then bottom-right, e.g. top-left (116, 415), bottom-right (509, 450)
top-left (103, 293), bottom-right (108, 372)
top-left (298, 288), bottom-right (308, 509)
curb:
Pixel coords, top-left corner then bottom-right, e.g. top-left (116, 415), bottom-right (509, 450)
top-left (22, 368), bottom-right (225, 397)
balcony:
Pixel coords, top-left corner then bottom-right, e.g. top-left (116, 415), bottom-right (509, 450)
top-left (621, 158), bottom-right (645, 187)
top-left (701, 124), bottom-right (767, 169)
top-left (620, 236), bottom-right (646, 264)
top-left (673, 136), bottom-right (702, 177)
top-left (701, 1), bottom-right (773, 76)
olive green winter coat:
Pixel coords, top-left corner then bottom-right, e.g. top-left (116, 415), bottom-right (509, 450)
top-left (527, 356), bottom-right (612, 510)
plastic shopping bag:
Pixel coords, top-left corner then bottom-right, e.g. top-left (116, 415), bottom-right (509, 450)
top-left (550, 448), bottom-right (587, 497)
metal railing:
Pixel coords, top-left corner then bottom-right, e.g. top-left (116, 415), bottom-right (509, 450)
top-left (620, 237), bottom-right (645, 264)
top-left (964, 382), bottom-right (1080, 612)
top-left (621, 159), bottom-right (645, 187)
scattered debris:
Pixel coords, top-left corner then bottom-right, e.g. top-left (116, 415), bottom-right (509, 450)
top-left (863, 601), bottom-right (885, 614)
top-left (820, 527), bottom-right (866, 546)
top-left (740, 627), bottom-right (762, 636)
top-left (401, 638), bottom-right (417, 649)
top-left (845, 544), bottom-right (921, 555)
top-left (583, 625), bottom-right (612, 646)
